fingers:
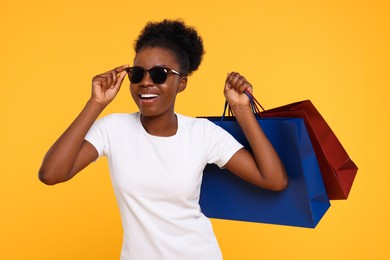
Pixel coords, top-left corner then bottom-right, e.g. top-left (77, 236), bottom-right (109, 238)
top-left (112, 64), bottom-right (130, 88)
top-left (114, 64), bottom-right (129, 74)
top-left (93, 64), bottom-right (129, 90)
top-left (108, 64), bottom-right (129, 88)
top-left (113, 69), bottom-right (128, 91)
top-left (225, 72), bottom-right (252, 94)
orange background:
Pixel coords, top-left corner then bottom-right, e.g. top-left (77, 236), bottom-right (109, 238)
top-left (1, 0), bottom-right (389, 259)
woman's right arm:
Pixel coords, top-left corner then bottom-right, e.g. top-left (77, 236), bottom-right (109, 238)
top-left (38, 64), bottom-right (128, 185)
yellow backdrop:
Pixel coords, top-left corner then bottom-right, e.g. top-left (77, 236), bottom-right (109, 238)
top-left (1, 0), bottom-right (389, 259)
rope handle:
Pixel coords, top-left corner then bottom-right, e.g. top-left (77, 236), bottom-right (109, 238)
top-left (222, 89), bottom-right (266, 121)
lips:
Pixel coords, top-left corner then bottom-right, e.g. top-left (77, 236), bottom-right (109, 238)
top-left (139, 93), bottom-right (159, 99)
top-left (138, 93), bottom-right (160, 104)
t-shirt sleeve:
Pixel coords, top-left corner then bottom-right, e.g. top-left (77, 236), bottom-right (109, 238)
top-left (85, 117), bottom-right (109, 158)
top-left (205, 120), bottom-right (244, 168)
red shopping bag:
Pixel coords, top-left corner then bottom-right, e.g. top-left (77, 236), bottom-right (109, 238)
top-left (244, 93), bottom-right (357, 199)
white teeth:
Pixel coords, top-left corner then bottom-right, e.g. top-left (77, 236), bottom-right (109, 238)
top-left (140, 94), bottom-right (159, 98)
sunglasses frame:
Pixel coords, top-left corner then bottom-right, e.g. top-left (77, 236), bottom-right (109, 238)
top-left (125, 66), bottom-right (183, 84)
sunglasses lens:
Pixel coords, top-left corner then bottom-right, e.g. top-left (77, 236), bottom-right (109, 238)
top-left (129, 67), bottom-right (145, 83)
top-left (150, 67), bottom-right (168, 84)
top-left (128, 66), bottom-right (171, 84)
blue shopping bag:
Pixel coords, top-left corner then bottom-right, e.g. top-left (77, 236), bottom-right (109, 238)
top-left (199, 116), bottom-right (330, 228)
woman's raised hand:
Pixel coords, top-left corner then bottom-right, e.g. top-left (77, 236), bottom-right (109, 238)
top-left (224, 72), bottom-right (253, 108)
top-left (90, 64), bottom-right (129, 106)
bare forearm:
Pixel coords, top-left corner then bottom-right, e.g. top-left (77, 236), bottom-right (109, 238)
top-left (39, 100), bottom-right (105, 184)
top-left (231, 105), bottom-right (288, 189)
top-left (38, 65), bottom-right (128, 185)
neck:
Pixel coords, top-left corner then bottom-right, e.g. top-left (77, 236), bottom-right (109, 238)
top-left (140, 113), bottom-right (178, 137)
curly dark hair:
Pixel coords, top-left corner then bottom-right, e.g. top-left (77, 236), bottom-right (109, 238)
top-left (134, 19), bottom-right (205, 76)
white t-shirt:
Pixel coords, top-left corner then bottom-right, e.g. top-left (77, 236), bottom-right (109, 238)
top-left (85, 113), bottom-right (243, 260)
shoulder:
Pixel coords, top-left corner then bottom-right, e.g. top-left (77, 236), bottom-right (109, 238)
top-left (98, 113), bottom-right (137, 124)
top-left (178, 114), bottom-right (226, 142)
top-left (178, 114), bottom-right (219, 132)
top-left (92, 113), bottom-right (139, 132)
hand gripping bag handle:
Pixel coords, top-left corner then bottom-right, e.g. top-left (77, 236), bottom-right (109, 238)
top-left (222, 90), bottom-right (266, 121)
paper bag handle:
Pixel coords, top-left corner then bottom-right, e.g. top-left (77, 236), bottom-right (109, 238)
top-left (222, 90), bottom-right (266, 120)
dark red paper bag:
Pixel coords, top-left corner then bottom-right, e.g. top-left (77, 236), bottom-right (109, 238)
top-left (259, 99), bottom-right (357, 199)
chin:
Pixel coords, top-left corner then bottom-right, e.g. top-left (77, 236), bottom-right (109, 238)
top-left (138, 108), bottom-right (161, 118)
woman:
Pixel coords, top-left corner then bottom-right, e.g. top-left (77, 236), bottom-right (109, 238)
top-left (39, 19), bottom-right (287, 259)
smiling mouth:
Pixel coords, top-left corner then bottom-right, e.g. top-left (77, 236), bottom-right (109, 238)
top-left (139, 93), bottom-right (159, 100)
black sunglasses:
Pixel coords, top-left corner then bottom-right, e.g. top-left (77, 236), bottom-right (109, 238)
top-left (125, 66), bottom-right (183, 84)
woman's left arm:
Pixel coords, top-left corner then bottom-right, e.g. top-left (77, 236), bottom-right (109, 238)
top-left (223, 72), bottom-right (288, 191)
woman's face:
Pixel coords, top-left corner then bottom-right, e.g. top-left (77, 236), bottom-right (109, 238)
top-left (130, 47), bottom-right (187, 118)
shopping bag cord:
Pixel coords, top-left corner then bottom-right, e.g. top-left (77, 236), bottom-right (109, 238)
top-left (221, 90), bottom-right (266, 122)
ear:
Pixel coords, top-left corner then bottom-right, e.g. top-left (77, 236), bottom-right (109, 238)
top-left (177, 77), bottom-right (188, 93)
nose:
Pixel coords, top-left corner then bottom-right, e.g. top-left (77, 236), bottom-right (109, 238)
top-left (139, 71), bottom-right (153, 87)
